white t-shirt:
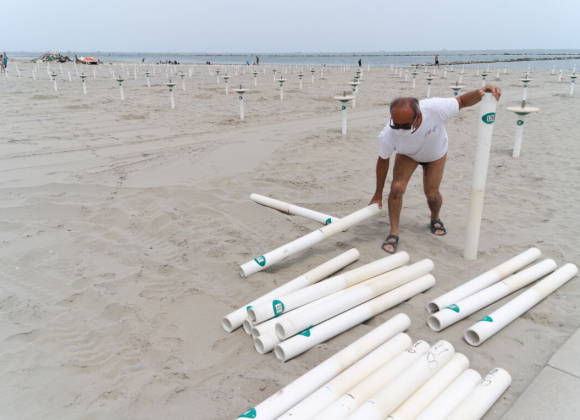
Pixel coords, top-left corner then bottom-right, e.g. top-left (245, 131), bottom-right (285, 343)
top-left (378, 97), bottom-right (460, 163)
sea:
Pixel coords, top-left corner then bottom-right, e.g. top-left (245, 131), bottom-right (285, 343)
top-left (6, 49), bottom-right (580, 70)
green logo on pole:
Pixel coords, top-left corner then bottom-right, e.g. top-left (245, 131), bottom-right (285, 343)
top-left (324, 217), bottom-right (332, 225)
top-left (254, 256), bottom-right (266, 267)
top-left (298, 326), bottom-right (313, 337)
top-left (445, 304), bottom-right (460, 313)
top-left (517, 119), bottom-right (524, 126)
top-left (272, 300), bottom-right (285, 317)
top-left (480, 316), bottom-right (494, 322)
top-left (481, 112), bottom-right (496, 124)
top-left (238, 408), bottom-right (257, 418)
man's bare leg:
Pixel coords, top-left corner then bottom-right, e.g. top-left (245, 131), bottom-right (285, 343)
top-left (384, 154), bottom-right (418, 252)
top-left (422, 154), bottom-right (447, 235)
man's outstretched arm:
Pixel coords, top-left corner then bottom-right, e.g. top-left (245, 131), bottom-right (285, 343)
top-left (369, 157), bottom-right (389, 209)
top-left (457, 85), bottom-right (502, 109)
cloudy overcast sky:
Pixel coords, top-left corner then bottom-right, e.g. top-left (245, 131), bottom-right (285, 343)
top-left (2, 0), bottom-right (578, 52)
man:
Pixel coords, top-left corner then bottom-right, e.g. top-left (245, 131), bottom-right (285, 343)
top-left (369, 85), bottom-right (501, 253)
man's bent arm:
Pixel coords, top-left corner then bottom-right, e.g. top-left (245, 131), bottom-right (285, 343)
top-left (456, 85), bottom-right (502, 109)
top-left (374, 157), bottom-right (389, 195)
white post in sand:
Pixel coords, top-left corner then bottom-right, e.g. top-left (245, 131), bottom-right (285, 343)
top-left (298, 73), bottom-right (304, 90)
top-left (507, 100), bottom-right (540, 158)
top-left (310, 68), bottom-right (316, 84)
top-left (116, 77), bottom-right (125, 101)
top-left (215, 69), bottom-right (221, 84)
top-left (449, 81), bottom-right (465, 97)
top-left (411, 69), bottom-right (418, 89)
top-left (464, 93), bottom-right (498, 260)
top-left (80, 73), bottom-right (87, 95)
top-left (92, 68), bottom-right (97, 79)
top-left (569, 73), bottom-right (577, 96)
top-left (51, 72), bottom-right (58, 91)
top-left (278, 77), bottom-right (286, 101)
top-left (166, 80), bottom-right (176, 109)
top-left (223, 74), bottom-right (230, 95)
top-left (252, 70), bottom-right (259, 87)
top-left (145, 71), bottom-right (151, 88)
top-left (334, 92), bottom-right (354, 135)
top-left (480, 71), bottom-right (488, 87)
top-left (234, 85), bottom-right (247, 120)
top-left (179, 72), bottom-right (186, 91)
top-left (426, 75), bottom-right (433, 98)
top-left (558, 69), bottom-right (563, 82)
top-left (67, 71), bottom-right (72, 82)
top-left (349, 80), bottom-right (360, 108)
top-left (551, 64), bottom-right (556, 75)
top-left (272, 68), bottom-right (278, 82)
top-left (521, 76), bottom-right (532, 101)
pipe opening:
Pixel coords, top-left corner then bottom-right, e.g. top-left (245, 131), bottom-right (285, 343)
top-left (222, 318), bottom-right (233, 333)
top-left (427, 316), bottom-right (442, 331)
top-left (464, 330), bottom-right (481, 346)
top-left (242, 320), bottom-right (253, 335)
top-left (247, 308), bottom-right (257, 323)
top-left (239, 268), bottom-right (247, 278)
top-left (254, 338), bottom-right (266, 354)
top-left (274, 346), bottom-right (286, 362)
top-left (251, 327), bottom-right (260, 338)
top-left (426, 302), bottom-right (440, 314)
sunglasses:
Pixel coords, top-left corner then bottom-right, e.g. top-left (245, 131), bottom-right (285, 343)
top-left (389, 113), bottom-right (419, 132)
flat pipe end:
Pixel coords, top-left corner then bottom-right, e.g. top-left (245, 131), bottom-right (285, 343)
top-left (273, 345), bottom-right (287, 362)
top-left (242, 320), bottom-right (253, 335)
top-left (426, 302), bottom-right (440, 314)
top-left (247, 307), bottom-right (257, 323)
top-left (464, 329), bottom-right (482, 346)
top-left (222, 318), bottom-right (234, 333)
top-left (275, 323), bottom-right (287, 340)
top-left (427, 315), bottom-right (442, 332)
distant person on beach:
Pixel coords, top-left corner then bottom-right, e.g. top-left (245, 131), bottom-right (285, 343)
top-left (2, 52), bottom-right (8, 70)
top-left (435, 55), bottom-right (439, 65)
top-left (358, 58), bottom-right (362, 67)
top-left (0, 53), bottom-right (4, 72)
top-left (256, 56), bottom-right (260, 65)
top-left (369, 85), bottom-right (502, 253)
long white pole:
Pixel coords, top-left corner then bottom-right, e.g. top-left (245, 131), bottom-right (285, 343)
top-left (316, 340), bottom-right (431, 420)
top-left (446, 368), bottom-right (511, 420)
top-left (388, 353), bottom-right (470, 420)
top-left (428, 259), bottom-right (557, 332)
top-left (427, 247), bottom-right (541, 313)
top-left (341, 103), bottom-right (348, 135)
top-left (278, 330), bottom-right (411, 419)
top-left (239, 204), bottom-right (380, 277)
top-left (248, 252), bottom-right (409, 324)
top-left (273, 276), bottom-right (434, 362)
top-left (222, 249), bottom-right (359, 332)
top-left (249, 193), bottom-right (339, 225)
top-left (463, 93), bottom-right (498, 260)
top-left (512, 116), bottom-right (526, 158)
top-left (464, 263), bottom-right (578, 346)
top-left (236, 318), bottom-right (414, 420)
top-left (239, 94), bottom-right (245, 120)
top-left (348, 340), bottom-right (456, 420)
top-left (416, 369), bottom-right (482, 420)
top-left (274, 261), bottom-right (433, 340)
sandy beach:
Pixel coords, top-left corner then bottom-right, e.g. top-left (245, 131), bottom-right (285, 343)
top-left (0, 60), bottom-right (579, 419)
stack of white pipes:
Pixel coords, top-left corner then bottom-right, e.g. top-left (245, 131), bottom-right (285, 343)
top-left (236, 324), bottom-right (511, 420)
top-left (426, 247), bottom-right (578, 346)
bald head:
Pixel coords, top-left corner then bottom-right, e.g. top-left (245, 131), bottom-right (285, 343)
top-left (390, 97), bottom-right (421, 125)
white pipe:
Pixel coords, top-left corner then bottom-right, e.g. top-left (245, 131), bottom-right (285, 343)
top-left (446, 368), bottom-right (511, 420)
top-left (427, 247), bottom-right (541, 313)
top-left (316, 340), bottom-right (430, 420)
top-left (222, 249), bottom-right (359, 332)
top-left (464, 263), bottom-right (578, 346)
top-left (275, 260), bottom-right (434, 340)
top-left (512, 117), bottom-right (526, 158)
top-left (348, 340), bottom-right (455, 420)
top-left (278, 330), bottom-right (411, 419)
top-left (463, 93), bottom-right (498, 260)
top-left (248, 252), bottom-right (409, 324)
top-left (235, 318), bottom-right (414, 420)
top-left (239, 204), bottom-right (380, 277)
top-left (387, 353), bottom-right (469, 420)
top-left (416, 369), bottom-right (482, 420)
top-left (341, 103), bottom-right (348, 135)
top-left (250, 193), bottom-right (339, 225)
top-left (428, 258), bottom-right (557, 331)
top-left (274, 275), bottom-right (433, 362)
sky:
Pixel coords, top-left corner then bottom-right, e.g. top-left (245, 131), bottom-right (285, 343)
top-left (2, 0), bottom-right (579, 53)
